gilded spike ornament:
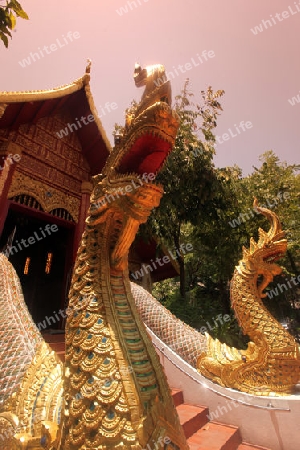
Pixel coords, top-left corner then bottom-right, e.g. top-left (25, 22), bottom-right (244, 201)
top-left (198, 199), bottom-right (300, 395)
top-left (0, 64), bottom-right (188, 449)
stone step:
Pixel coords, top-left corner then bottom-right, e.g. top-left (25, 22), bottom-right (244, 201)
top-left (187, 421), bottom-right (242, 450)
top-left (171, 388), bottom-right (184, 407)
top-left (177, 403), bottom-right (209, 439)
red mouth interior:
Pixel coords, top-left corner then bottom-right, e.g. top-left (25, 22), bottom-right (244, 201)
top-left (118, 134), bottom-right (171, 176)
top-left (264, 249), bottom-right (285, 263)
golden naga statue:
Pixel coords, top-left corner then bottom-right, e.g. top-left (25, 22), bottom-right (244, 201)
top-left (198, 200), bottom-right (300, 395)
top-left (0, 65), bottom-right (188, 449)
top-left (1, 62), bottom-right (299, 449)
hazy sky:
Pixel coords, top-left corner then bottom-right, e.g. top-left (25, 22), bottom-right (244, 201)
top-left (0, 0), bottom-right (299, 175)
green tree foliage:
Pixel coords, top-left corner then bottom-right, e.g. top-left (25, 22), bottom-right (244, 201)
top-left (151, 162), bottom-right (252, 348)
top-left (0, 0), bottom-right (28, 47)
top-left (186, 166), bottom-right (246, 312)
top-left (145, 81), bottom-right (225, 298)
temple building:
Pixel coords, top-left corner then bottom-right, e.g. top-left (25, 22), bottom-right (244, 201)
top-left (0, 64), bottom-right (178, 328)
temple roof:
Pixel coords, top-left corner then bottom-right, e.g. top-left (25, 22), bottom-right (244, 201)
top-left (131, 236), bottom-right (180, 282)
top-left (0, 61), bottom-right (111, 174)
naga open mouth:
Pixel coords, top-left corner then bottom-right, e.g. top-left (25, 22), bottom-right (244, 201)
top-left (116, 102), bottom-right (179, 178)
top-left (118, 132), bottom-right (171, 175)
top-left (264, 247), bottom-right (286, 263)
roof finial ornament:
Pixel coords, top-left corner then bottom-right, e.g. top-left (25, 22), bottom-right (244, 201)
top-left (86, 59), bottom-right (92, 74)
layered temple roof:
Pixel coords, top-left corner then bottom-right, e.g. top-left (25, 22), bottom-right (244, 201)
top-left (0, 61), bottom-right (111, 175)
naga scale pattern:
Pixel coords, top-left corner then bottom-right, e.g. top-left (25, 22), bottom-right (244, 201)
top-left (0, 254), bottom-right (63, 449)
top-left (131, 282), bottom-right (207, 367)
top-left (0, 253), bottom-right (42, 406)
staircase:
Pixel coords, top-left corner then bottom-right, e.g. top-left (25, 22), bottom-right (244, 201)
top-left (44, 333), bottom-right (270, 450)
top-left (172, 389), bottom-right (270, 450)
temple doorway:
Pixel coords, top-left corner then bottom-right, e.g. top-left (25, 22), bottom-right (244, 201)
top-left (0, 203), bottom-right (75, 329)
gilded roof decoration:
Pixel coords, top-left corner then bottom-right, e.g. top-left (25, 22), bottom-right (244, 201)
top-left (8, 171), bottom-right (80, 222)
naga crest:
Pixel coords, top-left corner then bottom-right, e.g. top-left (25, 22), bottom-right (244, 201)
top-left (240, 198), bottom-right (288, 298)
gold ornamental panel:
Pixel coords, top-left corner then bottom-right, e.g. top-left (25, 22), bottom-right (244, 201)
top-left (8, 171), bottom-right (80, 222)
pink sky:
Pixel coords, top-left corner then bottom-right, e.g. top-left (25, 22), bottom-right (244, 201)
top-left (0, 0), bottom-right (299, 175)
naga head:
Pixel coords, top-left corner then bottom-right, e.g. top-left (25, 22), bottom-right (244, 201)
top-left (88, 64), bottom-right (179, 270)
top-left (242, 199), bottom-right (287, 298)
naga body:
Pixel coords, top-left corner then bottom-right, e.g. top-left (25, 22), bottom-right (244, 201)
top-left (61, 64), bottom-right (186, 448)
top-left (198, 200), bottom-right (300, 395)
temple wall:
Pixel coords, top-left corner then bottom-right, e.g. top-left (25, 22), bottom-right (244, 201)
top-left (0, 108), bottom-right (92, 222)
